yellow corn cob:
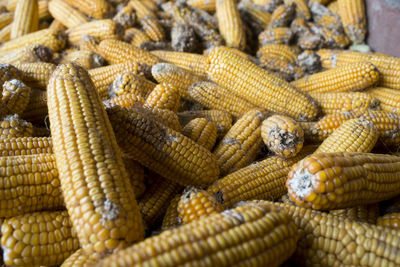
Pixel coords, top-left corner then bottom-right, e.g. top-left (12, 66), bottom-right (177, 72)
top-left (0, 79), bottom-right (30, 117)
top-left (263, 200), bottom-right (400, 267)
top-left (284, 0), bottom-right (310, 19)
top-left (144, 83), bottom-right (180, 112)
top-left (60, 50), bottom-right (106, 70)
top-left (181, 118), bottom-right (217, 150)
top-left (10, 0), bottom-right (38, 39)
top-left (207, 146), bottom-right (315, 207)
top-left (0, 64), bottom-right (21, 86)
top-left (124, 157), bottom-right (146, 199)
top-left (0, 28), bottom-right (65, 52)
top-left (112, 4), bottom-right (136, 29)
top-left (0, 114), bottom-right (32, 138)
top-left (315, 118), bottom-right (378, 153)
top-left (38, 0), bottom-right (50, 19)
top-left (66, 19), bottom-right (122, 46)
top-left (124, 27), bottom-right (151, 47)
top-left (1, 210), bottom-right (79, 266)
top-left (108, 72), bottom-right (155, 99)
top-left (47, 63), bottom-right (143, 257)
top-left (178, 110), bottom-right (232, 138)
top-left (140, 106), bottom-right (182, 132)
top-left (139, 173), bottom-right (182, 228)
top-left (62, 0), bottom-right (111, 19)
top-left (140, 16), bottom-right (165, 42)
top-left (106, 104), bottom-right (220, 186)
top-left (187, 0), bottom-right (216, 12)
top-left (269, 3), bottom-right (295, 27)
top-left (14, 62), bottom-right (55, 89)
top-left (61, 249), bottom-right (96, 267)
top-left (191, 82), bottom-right (257, 118)
top-left (366, 87), bottom-right (400, 113)
top-left (97, 202), bottom-right (299, 267)
top-left (310, 91), bottom-right (380, 114)
top-left (151, 63), bottom-right (206, 98)
top-left (151, 50), bottom-right (207, 76)
top-left (21, 89), bottom-right (46, 124)
top-left (128, 0), bottom-right (154, 19)
top-left (0, 44), bottom-right (52, 64)
top-left (318, 49), bottom-right (400, 89)
top-left (238, 0), bottom-right (271, 29)
top-left (161, 194), bottom-right (181, 230)
top-left (258, 55), bottom-right (304, 81)
top-left (88, 61), bottom-right (142, 100)
top-left (216, 0), bottom-right (246, 50)
top-left (0, 12), bottom-right (13, 30)
top-left (327, 0), bottom-right (338, 13)
top-left (178, 187), bottom-right (224, 224)
top-left (0, 153), bottom-right (63, 217)
top-left (258, 27), bottom-right (293, 45)
top-left (329, 204), bottom-right (379, 224)
top-left (108, 93), bottom-right (144, 108)
top-left (0, 136), bottom-right (52, 156)
top-left (287, 152), bottom-right (400, 210)
top-left (261, 115), bottom-right (304, 158)
top-left (291, 62), bottom-right (379, 93)
top-left (214, 109), bottom-right (265, 175)
top-left (377, 213), bottom-right (400, 229)
top-left (206, 47), bottom-right (319, 121)
top-left (0, 22), bottom-right (10, 42)
top-left (256, 44), bottom-right (298, 64)
top-left (48, 0), bottom-right (88, 29)
top-left (337, 0), bottom-right (366, 43)
top-left (49, 19), bottom-right (66, 31)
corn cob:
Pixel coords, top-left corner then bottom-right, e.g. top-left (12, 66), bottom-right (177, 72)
top-left (377, 213), bottom-right (400, 229)
top-left (207, 146), bottom-right (314, 207)
top-left (112, 5), bottom-right (136, 29)
top-left (327, 0), bottom-right (338, 13)
top-left (366, 87), bottom-right (400, 113)
top-left (106, 104), bottom-right (219, 186)
top-left (66, 19), bottom-right (122, 46)
top-left (330, 204), bottom-right (379, 224)
top-left (88, 61), bottom-right (142, 100)
top-left (161, 194), bottom-right (181, 230)
top-left (48, 0), bottom-right (88, 29)
top-left (124, 27), bottom-right (151, 47)
top-left (181, 118), bottom-right (217, 150)
top-left (47, 63), bottom-right (143, 256)
top-left (258, 27), bottom-right (293, 45)
top-left (238, 0), bottom-right (271, 29)
top-left (287, 152), bottom-right (400, 210)
top-left (0, 11), bottom-right (12, 29)
top-left (151, 63), bottom-right (206, 98)
top-left (0, 64), bottom-right (21, 87)
top-left (270, 3), bottom-right (295, 27)
top-left (310, 91), bottom-right (379, 114)
top-left (151, 50), bottom-right (207, 76)
top-left (337, 0), bottom-right (366, 43)
top-left (178, 110), bottom-right (232, 138)
top-left (206, 47), bottom-right (319, 121)
top-left (318, 49), bottom-right (400, 89)
top-left (144, 84), bottom-right (180, 112)
top-left (257, 44), bottom-right (298, 64)
top-left (140, 16), bottom-right (165, 42)
top-left (0, 79), bottom-right (30, 117)
top-left (0, 114), bottom-right (32, 138)
top-left (261, 115), bottom-right (304, 158)
top-left (128, 0), bottom-right (154, 19)
top-left (0, 23), bottom-right (10, 42)
top-left (38, 0), bottom-right (50, 19)
top-left (291, 62), bottom-right (379, 93)
top-left (61, 249), bottom-right (96, 267)
top-left (10, 0), bottom-right (38, 39)
top-left (315, 118), bottom-right (378, 153)
top-left (21, 89), bottom-right (46, 124)
top-left (1, 210), bottom-right (79, 266)
top-left (0, 153), bottom-right (63, 217)
top-left (216, 0), bottom-right (246, 50)
top-left (14, 62), bottom-right (55, 89)
top-left (123, 157), bottom-right (146, 199)
top-left (0, 136), bottom-right (52, 156)
top-left (214, 109), bottom-right (265, 175)
top-left (62, 0), bottom-right (111, 19)
top-left (108, 93), bottom-right (144, 108)
top-left (319, 27), bottom-right (351, 49)
top-left (49, 19), bottom-right (67, 31)
top-left (178, 187), bottom-right (224, 224)
top-left (284, 0), bottom-right (310, 19)
top-left (99, 202), bottom-right (298, 267)
top-left (263, 201), bottom-right (400, 267)
top-left (107, 71), bottom-right (154, 99)
top-left (187, 0), bottom-right (216, 12)
top-left (0, 28), bottom-right (65, 52)
top-left (60, 50), bottom-right (106, 70)
top-left (0, 44), bottom-right (52, 65)
top-left (139, 173), bottom-right (182, 228)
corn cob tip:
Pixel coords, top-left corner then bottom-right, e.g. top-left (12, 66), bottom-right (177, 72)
top-left (33, 45), bottom-right (53, 62)
top-left (286, 159), bottom-right (313, 201)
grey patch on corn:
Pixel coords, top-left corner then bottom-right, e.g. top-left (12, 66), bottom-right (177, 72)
top-left (221, 209), bottom-right (245, 222)
top-left (222, 137), bottom-right (240, 145)
top-left (214, 190), bottom-right (224, 205)
top-left (287, 160), bottom-right (313, 199)
top-left (101, 199), bottom-right (121, 223)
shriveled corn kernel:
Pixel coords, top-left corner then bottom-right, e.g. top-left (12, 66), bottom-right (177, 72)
top-left (258, 27), bottom-right (293, 45)
top-left (284, 0), bottom-right (310, 19)
top-left (144, 83), bottom-right (180, 112)
top-left (10, 0), bottom-right (38, 39)
top-left (270, 3), bottom-right (295, 27)
top-left (112, 5), bottom-right (136, 29)
top-left (337, 0), bottom-right (366, 43)
top-left (0, 136), bottom-right (52, 156)
top-left (0, 79), bottom-right (30, 117)
top-left (0, 64), bottom-right (21, 86)
top-left (181, 118), bottom-right (217, 150)
top-left (330, 204), bottom-right (379, 224)
top-left (123, 157), bottom-right (145, 199)
top-left (377, 213), bottom-right (400, 229)
top-left (238, 0), bottom-right (271, 29)
top-left (61, 249), bottom-right (96, 267)
top-left (0, 114), bottom-right (32, 138)
top-left (48, 0), bottom-right (88, 29)
top-left (14, 62), bottom-right (56, 89)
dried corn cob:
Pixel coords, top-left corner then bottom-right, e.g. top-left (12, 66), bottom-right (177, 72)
top-left (14, 62), bottom-right (55, 89)
top-left (62, 0), bottom-right (111, 19)
top-left (318, 49), bottom-right (400, 89)
top-left (238, 0), bottom-right (271, 29)
top-left (258, 27), bottom-right (293, 45)
top-left (0, 136), bottom-right (52, 156)
top-left (284, 0), bottom-right (310, 19)
top-left (49, 19), bottom-right (67, 31)
top-left (140, 16), bottom-right (165, 42)
top-left (0, 79), bottom-right (30, 117)
top-left (152, 63), bottom-right (206, 98)
top-left (257, 54), bottom-right (304, 81)
top-left (1, 210), bottom-right (79, 266)
top-left (0, 23), bottom-right (11, 42)
top-left (249, 0), bottom-right (282, 11)
top-left (21, 89), bottom-right (46, 124)
top-left (123, 157), bottom-right (146, 199)
top-left (0, 114), bottom-right (32, 138)
top-left (309, 91), bottom-right (379, 114)
top-left (108, 93), bottom-right (144, 108)
top-left (366, 87), bottom-right (400, 113)
top-left (61, 249), bottom-right (96, 267)
top-left (10, 0), bottom-right (38, 39)
top-left (128, 0), bottom-right (154, 19)
top-left (106, 105), bottom-right (219, 186)
top-left (337, 0), bottom-right (366, 43)
top-left (48, 0), bottom-right (88, 28)
top-left (161, 194), bottom-right (181, 229)
top-left (181, 118), bottom-right (217, 150)
top-left (47, 63), bottom-right (143, 256)
top-left (112, 5), bottom-right (136, 29)
top-left (0, 44), bottom-right (52, 65)
top-left (0, 153), bottom-right (63, 217)
top-left (315, 118), bottom-right (378, 153)
top-left (109, 72), bottom-right (155, 99)
top-left (261, 115), bottom-right (304, 158)
top-left (139, 173), bottom-right (182, 228)
top-left (291, 62), bottom-right (379, 93)
top-left (144, 84), bottom-right (180, 112)
top-left (214, 109), bottom-right (265, 175)
top-left (207, 146), bottom-right (314, 207)
top-left (178, 187), bottom-right (224, 224)
top-left (0, 64), bottom-right (21, 86)
top-left (151, 50), bottom-right (207, 76)
top-left (287, 152), bottom-right (400, 210)
top-left (124, 27), bottom-right (151, 47)
top-left (0, 12), bottom-right (12, 29)
top-left (187, 0), bottom-right (216, 12)
top-left (330, 204), bottom-right (379, 224)
top-left (60, 50), bottom-right (106, 70)
top-left (256, 44), bottom-right (298, 64)
top-left (138, 105), bottom-right (182, 131)
top-left (319, 27), bottom-right (351, 49)
top-left (206, 47), bottom-right (319, 121)
top-left (377, 213), bottom-right (400, 229)
top-left (270, 3), bottom-right (295, 27)
top-left (0, 28), bottom-right (65, 52)
top-left (216, 0), bottom-right (246, 50)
